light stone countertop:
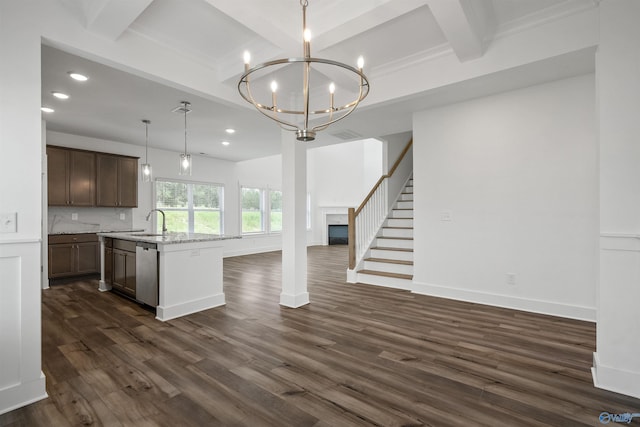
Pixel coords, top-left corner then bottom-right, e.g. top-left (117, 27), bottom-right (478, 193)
top-left (49, 229), bottom-right (144, 235)
top-left (97, 231), bottom-right (242, 245)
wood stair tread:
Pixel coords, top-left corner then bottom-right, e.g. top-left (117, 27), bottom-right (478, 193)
top-left (383, 226), bottom-right (413, 230)
top-left (358, 270), bottom-right (413, 280)
top-left (364, 258), bottom-right (413, 265)
top-left (372, 246), bottom-right (413, 252)
top-left (377, 236), bottom-right (413, 241)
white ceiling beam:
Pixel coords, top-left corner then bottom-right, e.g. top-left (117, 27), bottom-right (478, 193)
top-left (85, 0), bottom-right (154, 41)
top-left (427, 0), bottom-right (492, 62)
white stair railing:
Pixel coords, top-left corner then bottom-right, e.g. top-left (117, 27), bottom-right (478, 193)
top-left (349, 139), bottom-right (412, 270)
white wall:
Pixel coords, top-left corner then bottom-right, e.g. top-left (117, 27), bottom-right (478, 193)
top-left (594, 0), bottom-right (640, 399)
top-left (307, 139), bottom-right (384, 245)
top-left (0, 2), bottom-right (47, 413)
top-left (412, 74), bottom-right (598, 321)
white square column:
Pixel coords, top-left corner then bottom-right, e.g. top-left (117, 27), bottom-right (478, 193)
top-left (280, 131), bottom-right (310, 308)
top-left (594, 0), bottom-right (640, 399)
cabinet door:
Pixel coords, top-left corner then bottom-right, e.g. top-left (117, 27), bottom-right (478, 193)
top-left (96, 154), bottom-right (119, 206)
top-left (118, 157), bottom-right (138, 207)
top-left (69, 150), bottom-right (95, 206)
top-left (112, 250), bottom-right (127, 292)
top-left (76, 242), bottom-right (99, 275)
top-left (47, 146), bottom-right (69, 206)
top-left (112, 249), bottom-right (136, 296)
top-left (124, 251), bottom-right (136, 295)
top-left (49, 244), bottom-right (75, 277)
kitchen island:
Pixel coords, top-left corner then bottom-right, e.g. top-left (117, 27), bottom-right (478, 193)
top-left (97, 231), bottom-right (240, 321)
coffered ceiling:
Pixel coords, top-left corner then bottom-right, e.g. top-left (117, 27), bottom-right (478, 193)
top-left (42, 0), bottom-right (597, 161)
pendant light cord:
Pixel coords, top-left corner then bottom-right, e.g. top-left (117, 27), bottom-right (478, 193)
top-left (183, 101), bottom-right (188, 155)
top-left (145, 122), bottom-right (149, 163)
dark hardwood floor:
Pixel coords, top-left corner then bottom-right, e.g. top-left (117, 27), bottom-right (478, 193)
top-left (2, 245), bottom-right (639, 426)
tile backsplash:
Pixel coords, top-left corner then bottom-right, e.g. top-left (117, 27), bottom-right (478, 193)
top-left (48, 207), bottom-right (134, 234)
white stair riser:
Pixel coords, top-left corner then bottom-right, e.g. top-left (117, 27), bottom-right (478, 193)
top-left (404, 186), bottom-right (413, 193)
top-left (370, 249), bottom-right (413, 262)
top-left (399, 194), bottom-right (413, 201)
top-left (363, 261), bottom-right (413, 275)
top-left (381, 228), bottom-right (413, 238)
top-left (390, 209), bottom-right (413, 218)
top-left (386, 218), bottom-right (413, 228)
top-left (375, 237), bottom-right (413, 249)
top-left (396, 201), bottom-right (414, 209)
top-left (356, 273), bottom-right (412, 290)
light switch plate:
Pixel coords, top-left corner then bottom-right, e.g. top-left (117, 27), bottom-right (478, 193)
top-left (71, 213), bottom-right (78, 220)
top-left (119, 213), bottom-right (125, 220)
top-left (0, 212), bottom-right (17, 233)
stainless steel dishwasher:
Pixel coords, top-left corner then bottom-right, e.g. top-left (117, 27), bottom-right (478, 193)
top-left (135, 241), bottom-right (158, 307)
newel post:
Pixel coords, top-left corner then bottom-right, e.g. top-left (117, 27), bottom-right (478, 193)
top-left (348, 207), bottom-right (356, 269)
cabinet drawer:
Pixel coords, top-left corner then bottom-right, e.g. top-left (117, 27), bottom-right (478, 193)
top-left (113, 239), bottom-right (137, 252)
top-left (49, 233), bottom-right (99, 244)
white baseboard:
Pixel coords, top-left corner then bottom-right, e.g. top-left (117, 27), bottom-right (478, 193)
top-left (0, 373), bottom-right (47, 415)
top-left (156, 293), bottom-right (225, 321)
top-left (280, 292), bottom-right (310, 308)
top-left (412, 281), bottom-right (596, 321)
top-left (592, 352), bottom-right (640, 399)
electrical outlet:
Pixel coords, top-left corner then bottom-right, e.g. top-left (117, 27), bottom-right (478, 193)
top-left (506, 273), bottom-right (516, 286)
top-left (71, 213), bottom-right (78, 221)
top-left (0, 212), bottom-right (17, 233)
top-left (119, 213), bottom-right (125, 220)
top-left (440, 210), bottom-right (452, 221)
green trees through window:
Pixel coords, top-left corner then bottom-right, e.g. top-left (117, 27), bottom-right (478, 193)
top-left (241, 187), bottom-right (282, 234)
top-left (155, 180), bottom-right (223, 234)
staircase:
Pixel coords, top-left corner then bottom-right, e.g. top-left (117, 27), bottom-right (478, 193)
top-left (354, 178), bottom-right (413, 289)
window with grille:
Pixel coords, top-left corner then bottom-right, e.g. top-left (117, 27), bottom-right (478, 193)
top-left (155, 179), bottom-right (223, 234)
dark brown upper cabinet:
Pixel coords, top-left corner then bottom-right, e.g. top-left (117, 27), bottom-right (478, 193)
top-left (47, 146), bottom-right (96, 207)
top-left (96, 154), bottom-right (138, 207)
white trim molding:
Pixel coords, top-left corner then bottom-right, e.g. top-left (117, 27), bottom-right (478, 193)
top-left (595, 233), bottom-right (640, 399)
top-left (0, 240), bottom-right (48, 414)
top-left (412, 281), bottom-right (596, 322)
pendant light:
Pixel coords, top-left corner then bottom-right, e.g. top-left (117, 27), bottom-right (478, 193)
top-left (141, 119), bottom-right (152, 182)
top-left (176, 101), bottom-right (192, 176)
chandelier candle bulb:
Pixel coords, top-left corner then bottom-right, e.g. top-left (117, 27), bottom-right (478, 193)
top-left (243, 51), bottom-right (251, 72)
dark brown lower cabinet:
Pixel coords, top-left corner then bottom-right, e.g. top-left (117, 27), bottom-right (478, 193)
top-left (48, 233), bottom-right (99, 279)
top-left (111, 239), bottom-right (136, 297)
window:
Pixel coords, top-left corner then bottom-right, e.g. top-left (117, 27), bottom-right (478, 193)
top-left (241, 187), bottom-right (264, 233)
top-left (241, 186), bottom-right (282, 234)
top-left (270, 190), bottom-right (282, 232)
top-left (155, 179), bottom-right (223, 234)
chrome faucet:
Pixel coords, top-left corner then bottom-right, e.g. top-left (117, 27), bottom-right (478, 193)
top-left (146, 209), bottom-right (167, 234)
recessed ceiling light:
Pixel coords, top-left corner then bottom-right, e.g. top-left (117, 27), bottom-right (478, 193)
top-left (41, 107), bottom-right (54, 113)
top-left (225, 128), bottom-right (235, 134)
top-left (222, 141), bottom-right (230, 146)
top-left (68, 72), bottom-right (88, 81)
top-left (51, 91), bottom-right (69, 99)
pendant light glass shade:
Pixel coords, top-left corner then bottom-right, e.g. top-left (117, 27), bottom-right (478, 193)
top-left (141, 119), bottom-right (152, 182)
top-left (177, 101), bottom-right (192, 176)
top-left (141, 162), bottom-right (152, 182)
top-left (179, 153), bottom-right (192, 176)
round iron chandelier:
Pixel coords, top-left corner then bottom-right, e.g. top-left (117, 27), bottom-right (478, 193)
top-left (238, 0), bottom-right (370, 142)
